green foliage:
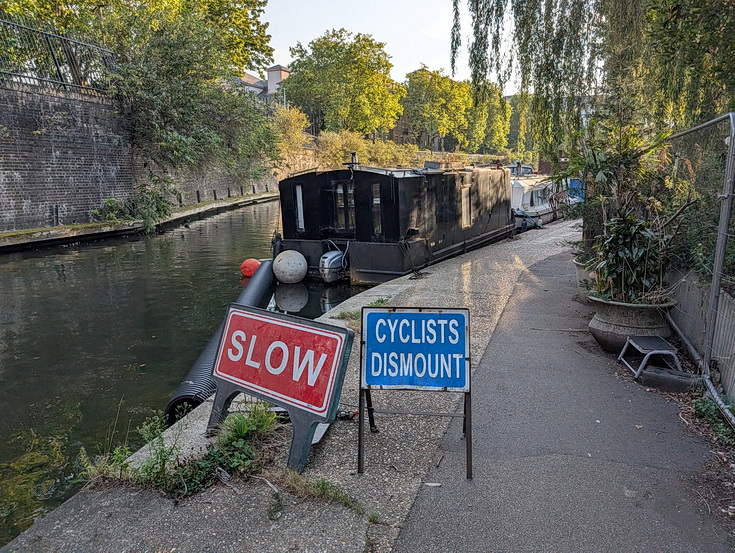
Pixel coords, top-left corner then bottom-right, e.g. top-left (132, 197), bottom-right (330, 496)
top-left (591, 216), bottom-right (669, 303)
top-left (91, 174), bottom-right (180, 232)
top-left (315, 131), bottom-right (419, 170)
top-left (134, 411), bottom-right (181, 486)
top-left (283, 29), bottom-right (405, 135)
top-left (402, 66), bottom-right (470, 149)
top-left (80, 405), bottom-right (279, 498)
top-left (272, 105), bottom-right (312, 172)
top-left (3, 1), bottom-right (279, 177)
top-left (646, 0), bottom-right (735, 124)
top-left (219, 403), bottom-right (278, 444)
top-left (693, 398), bottom-right (735, 446)
top-left (453, 0), bottom-right (598, 156)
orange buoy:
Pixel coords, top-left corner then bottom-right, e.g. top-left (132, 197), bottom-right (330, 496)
top-left (240, 258), bottom-right (261, 277)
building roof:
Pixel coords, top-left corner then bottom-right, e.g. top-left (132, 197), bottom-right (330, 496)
top-left (267, 64), bottom-right (290, 72)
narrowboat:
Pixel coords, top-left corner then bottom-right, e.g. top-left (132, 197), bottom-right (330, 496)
top-left (511, 175), bottom-right (580, 231)
top-left (273, 158), bottom-right (514, 285)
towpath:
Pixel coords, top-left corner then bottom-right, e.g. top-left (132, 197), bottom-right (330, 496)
top-left (3, 219), bottom-right (732, 552)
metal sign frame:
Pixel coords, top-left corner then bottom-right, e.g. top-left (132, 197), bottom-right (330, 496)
top-left (357, 307), bottom-right (472, 479)
top-left (208, 304), bottom-right (353, 471)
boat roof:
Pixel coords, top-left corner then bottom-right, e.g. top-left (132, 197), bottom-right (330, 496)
top-left (285, 164), bottom-right (507, 180)
top-left (512, 175), bottom-right (554, 191)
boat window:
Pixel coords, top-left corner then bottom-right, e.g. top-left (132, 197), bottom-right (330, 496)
top-left (372, 182), bottom-right (382, 235)
top-left (461, 186), bottom-right (471, 228)
top-left (335, 181), bottom-right (355, 231)
top-left (295, 184), bottom-right (305, 232)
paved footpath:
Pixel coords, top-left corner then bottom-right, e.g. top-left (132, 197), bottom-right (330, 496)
top-left (393, 252), bottom-right (732, 553)
top-left (4, 220), bottom-right (732, 552)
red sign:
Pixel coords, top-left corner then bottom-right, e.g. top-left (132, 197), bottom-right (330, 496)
top-left (214, 307), bottom-right (348, 416)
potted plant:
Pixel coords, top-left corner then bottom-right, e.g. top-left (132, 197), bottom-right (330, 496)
top-left (558, 128), bottom-right (695, 352)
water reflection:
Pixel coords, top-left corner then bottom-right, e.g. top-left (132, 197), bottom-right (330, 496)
top-left (0, 201), bottom-right (358, 545)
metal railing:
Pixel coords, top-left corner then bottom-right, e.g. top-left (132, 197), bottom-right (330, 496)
top-left (0, 15), bottom-right (114, 96)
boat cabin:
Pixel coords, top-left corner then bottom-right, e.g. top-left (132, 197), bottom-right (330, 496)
top-left (276, 162), bottom-right (514, 285)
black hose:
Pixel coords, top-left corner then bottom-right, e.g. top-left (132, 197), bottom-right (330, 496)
top-left (164, 260), bottom-right (275, 424)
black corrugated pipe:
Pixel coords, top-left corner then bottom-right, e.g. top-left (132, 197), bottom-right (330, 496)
top-left (164, 260), bottom-right (274, 424)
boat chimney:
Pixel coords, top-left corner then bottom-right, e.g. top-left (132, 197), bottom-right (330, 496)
top-left (351, 152), bottom-right (359, 165)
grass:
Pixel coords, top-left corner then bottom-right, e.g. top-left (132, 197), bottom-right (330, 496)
top-left (332, 297), bottom-right (391, 322)
top-left (278, 469), bottom-right (364, 515)
top-left (693, 397), bottom-right (735, 446)
top-left (80, 404), bottom-right (282, 498)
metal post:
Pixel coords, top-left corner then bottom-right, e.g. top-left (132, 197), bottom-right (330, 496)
top-left (464, 391), bottom-right (473, 480)
top-left (703, 113), bottom-right (735, 373)
top-left (357, 387), bottom-right (365, 474)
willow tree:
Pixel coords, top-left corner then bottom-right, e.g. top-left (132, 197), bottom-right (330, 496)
top-left (451, 0), bottom-right (657, 158)
top-left (453, 0), bottom-right (735, 153)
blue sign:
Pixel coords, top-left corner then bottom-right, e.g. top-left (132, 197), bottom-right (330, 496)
top-left (361, 308), bottom-right (470, 392)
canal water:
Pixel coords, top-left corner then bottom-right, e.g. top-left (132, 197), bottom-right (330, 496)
top-left (0, 200), bottom-right (357, 545)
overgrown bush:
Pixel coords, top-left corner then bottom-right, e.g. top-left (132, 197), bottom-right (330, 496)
top-left (91, 174), bottom-right (180, 232)
top-left (315, 130), bottom-right (420, 169)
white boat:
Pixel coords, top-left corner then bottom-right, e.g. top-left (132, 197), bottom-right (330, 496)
top-left (511, 176), bottom-right (578, 231)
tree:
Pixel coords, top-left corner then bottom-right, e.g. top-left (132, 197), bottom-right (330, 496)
top-left (452, 0), bottom-right (735, 154)
top-left (1, 0), bottom-right (273, 73)
top-left (451, 0), bottom-right (626, 157)
top-left (402, 66), bottom-right (509, 152)
top-left (2, 0), bottom-right (278, 172)
top-left (282, 28), bottom-right (405, 135)
top-left (271, 105), bottom-right (312, 172)
top-left (402, 66), bottom-right (469, 149)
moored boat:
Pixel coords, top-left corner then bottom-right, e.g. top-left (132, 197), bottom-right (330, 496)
top-left (274, 159), bottom-right (515, 285)
top-left (511, 175), bottom-right (580, 231)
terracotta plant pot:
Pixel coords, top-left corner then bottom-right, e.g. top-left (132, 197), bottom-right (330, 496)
top-left (587, 295), bottom-right (676, 353)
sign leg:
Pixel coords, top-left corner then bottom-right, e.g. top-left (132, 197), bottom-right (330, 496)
top-left (365, 389), bottom-right (378, 433)
top-left (287, 411), bottom-right (319, 472)
top-left (206, 385), bottom-right (239, 435)
top-left (465, 391), bottom-right (473, 480)
top-left (358, 388), bottom-right (365, 474)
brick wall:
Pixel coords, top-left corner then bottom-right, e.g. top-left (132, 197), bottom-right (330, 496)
top-left (134, 160), bottom-right (278, 207)
top-left (0, 86), bottom-right (134, 231)
top-left (0, 86), bottom-right (278, 232)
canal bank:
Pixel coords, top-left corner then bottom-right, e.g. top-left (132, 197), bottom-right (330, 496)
top-left (0, 198), bottom-right (293, 545)
top-left (0, 192), bottom-right (279, 253)
top-left (4, 219), bottom-right (733, 553)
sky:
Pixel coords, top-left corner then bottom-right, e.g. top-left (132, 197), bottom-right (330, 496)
top-left (261, 0), bottom-right (473, 83)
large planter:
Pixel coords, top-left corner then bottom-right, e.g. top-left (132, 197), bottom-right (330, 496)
top-left (587, 296), bottom-right (676, 353)
top-left (572, 259), bottom-right (592, 299)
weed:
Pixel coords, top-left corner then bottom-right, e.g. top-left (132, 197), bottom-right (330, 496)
top-left (693, 398), bottom-right (735, 446)
top-left (133, 411), bottom-right (182, 487)
top-left (368, 512), bottom-right (380, 524)
top-left (367, 297), bottom-right (389, 307)
top-left (81, 403), bottom-right (282, 499)
top-left (333, 310), bottom-right (361, 321)
top-left (280, 469), bottom-right (364, 515)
